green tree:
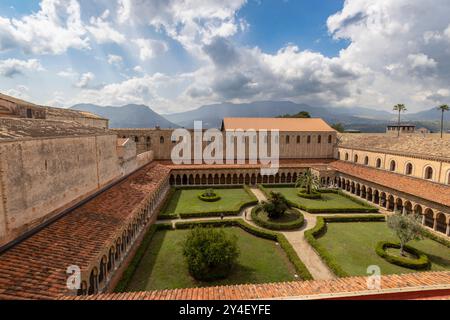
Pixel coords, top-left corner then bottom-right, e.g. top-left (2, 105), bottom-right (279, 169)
top-left (295, 169), bottom-right (320, 195)
top-left (393, 104), bottom-right (407, 137)
top-left (438, 104), bottom-right (449, 138)
top-left (278, 111), bottom-right (311, 118)
top-left (183, 227), bottom-right (239, 281)
top-left (331, 123), bottom-right (345, 133)
top-left (386, 213), bottom-right (423, 256)
top-left (260, 191), bottom-right (291, 219)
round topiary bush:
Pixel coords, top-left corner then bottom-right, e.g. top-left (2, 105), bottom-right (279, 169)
top-left (297, 189), bottom-right (322, 199)
top-left (251, 207), bottom-right (304, 231)
top-left (375, 241), bottom-right (430, 270)
top-left (183, 227), bottom-right (240, 281)
top-left (198, 189), bottom-right (221, 202)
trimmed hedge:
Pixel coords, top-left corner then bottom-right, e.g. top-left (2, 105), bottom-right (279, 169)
top-left (115, 223), bottom-right (171, 292)
top-left (258, 184), bottom-right (378, 214)
top-left (297, 191), bottom-right (322, 199)
top-left (251, 206), bottom-right (305, 231)
top-left (162, 185), bottom-right (258, 219)
top-left (158, 188), bottom-right (178, 220)
top-left (375, 241), bottom-right (430, 270)
top-left (420, 227), bottom-right (450, 248)
top-left (174, 219), bottom-right (313, 280)
top-left (198, 193), bottom-right (221, 202)
top-left (304, 217), bottom-right (348, 277)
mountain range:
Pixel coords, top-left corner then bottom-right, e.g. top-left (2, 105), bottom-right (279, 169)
top-left (71, 103), bottom-right (179, 128)
top-left (70, 101), bottom-right (449, 132)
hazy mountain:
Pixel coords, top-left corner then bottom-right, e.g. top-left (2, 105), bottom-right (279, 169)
top-left (403, 107), bottom-right (450, 121)
top-left (70, 104), bottom-right (178, 129)
top-left (164, 101), bottom-right (394, 128)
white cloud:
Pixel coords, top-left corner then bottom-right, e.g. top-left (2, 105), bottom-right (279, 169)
top-left (57, 67), bottom-right (78, 78)
top-left (0, 58), bottom-right (43, 77)
top-left (117, 0), bottom-right (247, 54)
top-left (107, 54), bottom-right (123, 67)
top-left (0, 0), bottom-right (89, 55)
top-left (133, 38), bottom-right (168, 60)
top-left (86, 10), bottom-right (126, 44)
top-left (75, 72), bottom-right (95, 88)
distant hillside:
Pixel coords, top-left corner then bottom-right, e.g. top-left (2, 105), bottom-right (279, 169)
top-left (70, 104), bottom-right (178, 129)
top-left (404, 107), bottom-right (450, 121)
top-left (164, 101), bottom-right (395, 129)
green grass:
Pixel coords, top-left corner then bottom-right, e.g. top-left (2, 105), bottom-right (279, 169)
top-left (266, 186), bottom-right (374, 213)
top-left (161, 187), bottom-right (255, 216)
top-left (258, 210), bottom-right (300, 223)
top-left (124, 227), bottom-right (297, 291)
top-left (316, 222), bottom-right (450, 276)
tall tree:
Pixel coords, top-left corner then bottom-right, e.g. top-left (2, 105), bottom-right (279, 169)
top-left (438, 104), bottom-right (449, 138)
top-left (393, 104), bottom-right (407, 137)
top-left (331, 123), bottom-right (345, 133)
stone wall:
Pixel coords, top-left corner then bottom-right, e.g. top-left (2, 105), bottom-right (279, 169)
top-left (113, 129), bottom-right (337, 161)
top-left (0, 134), bottom-right (121, 247)
top-left (338, 147), bottom-right (450, 185)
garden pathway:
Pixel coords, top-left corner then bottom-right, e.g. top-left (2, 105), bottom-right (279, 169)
top-left (247, 188), bottom-right (336, 280)
top-left (156, 187), bottom-right (336, 280)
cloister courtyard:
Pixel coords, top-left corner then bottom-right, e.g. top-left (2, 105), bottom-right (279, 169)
top-left (115, 184), bottom-right (450, 293)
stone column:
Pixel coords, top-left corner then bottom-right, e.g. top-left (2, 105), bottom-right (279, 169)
top-left (446, 223), bottom-right (450, 236)
top-left (433, 218), bottom-right (438, 231)
top-left (422, 215), bottom-right (426, 225)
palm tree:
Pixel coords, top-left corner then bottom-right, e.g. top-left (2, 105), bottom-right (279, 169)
top-left (438, 104), bottom-right (449, 138)
top-left (393, 104), bottom-right (407, 137)
top-left (295, 169), bottom-right (320, 195)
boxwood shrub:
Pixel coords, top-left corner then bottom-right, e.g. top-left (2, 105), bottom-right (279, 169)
top-left (251, 206), bottom-right (305, 231)
top-left (375, 241), bottom-right (430, 270)
top-left (174, 218), bottom-right (313, 280)
top-left (257, 184), bottom-right (378, 214)
top-left (160, 185), bottom-right (258, 219)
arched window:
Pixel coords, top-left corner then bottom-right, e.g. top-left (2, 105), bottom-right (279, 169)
top-left (328, 135), bottom-right (332, 144)
top-left (354, 154), bottom-right (358, 163)
top-left (424, 166), bottom-right (433, 180)
top-left (297, 136), bottom-right (300, 143)
top-left (134, 136), bottom-right (139, 143)
top-left (405, 163), bottom-right (413, 175)
top-left (160, 136), bottom-right (165, 144)
top-left (286, 135), bottom-right (290, 144)
top-left (345, 153), bottom-right (349, 161)
top-left (447, 172), bottom-right (450, 185)
top-left (318, 135), bottom-right (322, 144)
top-left (364, 156), bottom-right (369, 165)
top-left (307, 135), bottom-right (311, 144)
top-left (376, 158), bottom-right (382, 168)
top-left (389, 160), bottom-right (396, 172)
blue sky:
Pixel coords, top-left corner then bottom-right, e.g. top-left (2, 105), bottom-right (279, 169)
top-left (0, 0), bottom-right (449, 113)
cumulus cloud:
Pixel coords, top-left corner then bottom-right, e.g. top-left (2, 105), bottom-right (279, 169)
top-left (0, 0), bottom-right (89, 55)
top-left (133, 38), bottom-right (168, 60)
top-left (117, 0), bottom-right (247, 53)
top-left (86, 10), bottom-right (126, 44)
top-left (75, 72), bottom-right (95, 88)
top-left (0, 59), bottom-right (43, 77)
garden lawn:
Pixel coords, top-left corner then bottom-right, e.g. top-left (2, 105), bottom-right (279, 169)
top-left (266, 186), bottom-right (375, 213)
top-left (162, 188), bottom-right (255, 216)
top-left (124, 228), bottom-right (297, 291)
top-left (316, 222), bottom-right (450, 276)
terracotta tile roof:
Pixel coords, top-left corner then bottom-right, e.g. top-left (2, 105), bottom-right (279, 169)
top-left (338, 133), bottom-right (450, 160)
top-left (222, 118), bottom-right (335, 132)
top-left (331, 160), bottom-right (450, 207)
top-left (0, 163), bottom-right (170, 300)
top-left (160, 159), bottom-right (335, 170)
top-left (61, 271), bottom-right (450, 300)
